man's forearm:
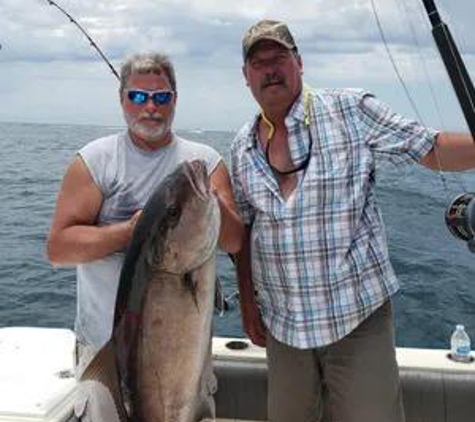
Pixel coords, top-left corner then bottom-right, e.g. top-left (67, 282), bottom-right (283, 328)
top-left (235, 227), bottom-right (256, 305)
top-left (421, 132), bottom-right (475, 171)
top-left (216, 193), bottom-right (244, 254)
top-left (47, 221), bottom-right (134, 267)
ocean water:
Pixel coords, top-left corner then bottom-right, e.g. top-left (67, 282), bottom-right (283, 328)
top-left (1, 121), bottom-right (474, 349)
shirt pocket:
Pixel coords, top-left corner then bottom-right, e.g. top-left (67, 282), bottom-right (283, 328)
top-left (312, 142), bottom-right (351, 179)
top-left (303, 146), bottom-right (350, 209)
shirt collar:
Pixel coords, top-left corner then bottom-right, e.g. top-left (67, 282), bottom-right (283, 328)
top-left (244, 89), bottom-right (307, 150)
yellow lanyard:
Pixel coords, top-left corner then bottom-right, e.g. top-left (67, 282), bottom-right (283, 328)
top-left (260, 89), bottom-right (314, 176)
top-left (260, 88), bottom-right (312, 140)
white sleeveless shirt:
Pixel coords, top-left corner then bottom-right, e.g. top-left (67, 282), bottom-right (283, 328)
top-left (75, 131), bottom-right (221, 349)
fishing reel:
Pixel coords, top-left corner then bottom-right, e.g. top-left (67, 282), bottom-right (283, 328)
top-left (445, 193), bottom-right (475, 253)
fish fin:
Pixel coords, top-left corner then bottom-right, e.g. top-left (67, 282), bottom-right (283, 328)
top-left (184, 271), bottom-right (199, 308)
top-left (80, 340), bottom-right (129, 422)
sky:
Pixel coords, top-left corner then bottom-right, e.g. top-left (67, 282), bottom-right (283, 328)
top-left (1, 0), bottom-right (474, 131)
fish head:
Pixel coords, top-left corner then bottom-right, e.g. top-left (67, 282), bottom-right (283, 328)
top-left (141, 159), bottom-right (220, 274)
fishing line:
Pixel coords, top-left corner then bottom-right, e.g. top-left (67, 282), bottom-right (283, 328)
top-left (374, 0), bottom-right (475, 251)
top-left (369, 0), bottom-right (463, 197)
top-left (439, 28), bottom-right (475, 125)
top-left (397, 0), bottom-right (458, 194)
top-left (410, 2), bottom-right (474, 198)
top-left (410, 0), bottom-right (470, 194)
top-left (398, 0), bottom-right (447, 128)
top-left (420, 0), bottom-right (475, 138)
top-left (369, 0), bottom-right (424, 124)
top-left (43, 0), bottom-right (119, 80)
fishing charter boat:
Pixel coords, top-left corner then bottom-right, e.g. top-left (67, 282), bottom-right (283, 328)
top-left (0, 326), bottom-right (475, 422)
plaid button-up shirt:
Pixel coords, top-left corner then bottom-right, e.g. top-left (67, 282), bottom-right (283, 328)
top-left (230, 88), bottom-right (437, 349)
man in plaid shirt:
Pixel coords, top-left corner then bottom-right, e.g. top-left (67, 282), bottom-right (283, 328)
top-left (231, 19), bottom-right (475, 422)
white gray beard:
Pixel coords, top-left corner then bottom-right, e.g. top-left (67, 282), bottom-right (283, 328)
top-left (124, 112), bottom-right (172, 142)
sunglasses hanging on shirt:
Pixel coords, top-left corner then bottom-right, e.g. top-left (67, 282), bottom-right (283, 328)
top-left (262, 90), bottom-right (313, 176)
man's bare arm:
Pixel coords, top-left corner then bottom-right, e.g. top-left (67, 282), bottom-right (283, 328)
top-left (210, 161), bottom-right (244, 254)
top-left (47, 156), bottom-right (141, 266)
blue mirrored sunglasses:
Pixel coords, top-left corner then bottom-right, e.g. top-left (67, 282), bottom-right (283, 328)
top-left (126, 89), bottom-right (174, 106)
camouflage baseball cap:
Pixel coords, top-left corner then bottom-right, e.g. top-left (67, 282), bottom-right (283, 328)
top-left (242, 19), bottom-right (297, 60)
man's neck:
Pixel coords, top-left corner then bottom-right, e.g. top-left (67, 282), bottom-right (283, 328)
top-left (260, 91), bottom-right (301, 126)
top-left (128, 130), bottom-right (173, 152)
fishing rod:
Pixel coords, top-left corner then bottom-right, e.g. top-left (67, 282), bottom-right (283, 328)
top-left (43, 0), bottom-right (119, 80)
top-left (421, 0), bottom-right (475, 137)
top-left (420, 0), bottom-right (475, 252)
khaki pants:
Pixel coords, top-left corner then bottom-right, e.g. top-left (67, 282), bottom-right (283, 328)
top-left (266, 301), bottom-right (405, 422)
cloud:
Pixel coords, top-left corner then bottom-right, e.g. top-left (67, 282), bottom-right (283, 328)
top-left (0, 0), bottom-right (473, 130)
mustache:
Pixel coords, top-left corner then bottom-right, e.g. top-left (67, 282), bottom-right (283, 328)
top-left (261, 73), bottom-right (285, 89)
top-left (138, 112), bottom-right (165, 121)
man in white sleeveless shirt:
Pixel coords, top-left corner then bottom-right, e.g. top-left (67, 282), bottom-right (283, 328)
top-left (47, 52), bottom-right (243, 421)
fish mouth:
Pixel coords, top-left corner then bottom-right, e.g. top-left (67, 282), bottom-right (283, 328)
top-left (184, 160), bottom-right (210, 200)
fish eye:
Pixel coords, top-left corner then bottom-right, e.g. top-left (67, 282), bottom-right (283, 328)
top-left (167, 205), bottom-right (180, 218)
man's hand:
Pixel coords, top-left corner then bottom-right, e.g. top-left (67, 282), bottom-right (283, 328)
top-left (126, 209), bottom-right (143, 241)
top-left (241, 297), bottom-right (266, 347)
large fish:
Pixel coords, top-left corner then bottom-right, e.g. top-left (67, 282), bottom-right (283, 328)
top-left (81, 159), bottom-right (221, 422)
